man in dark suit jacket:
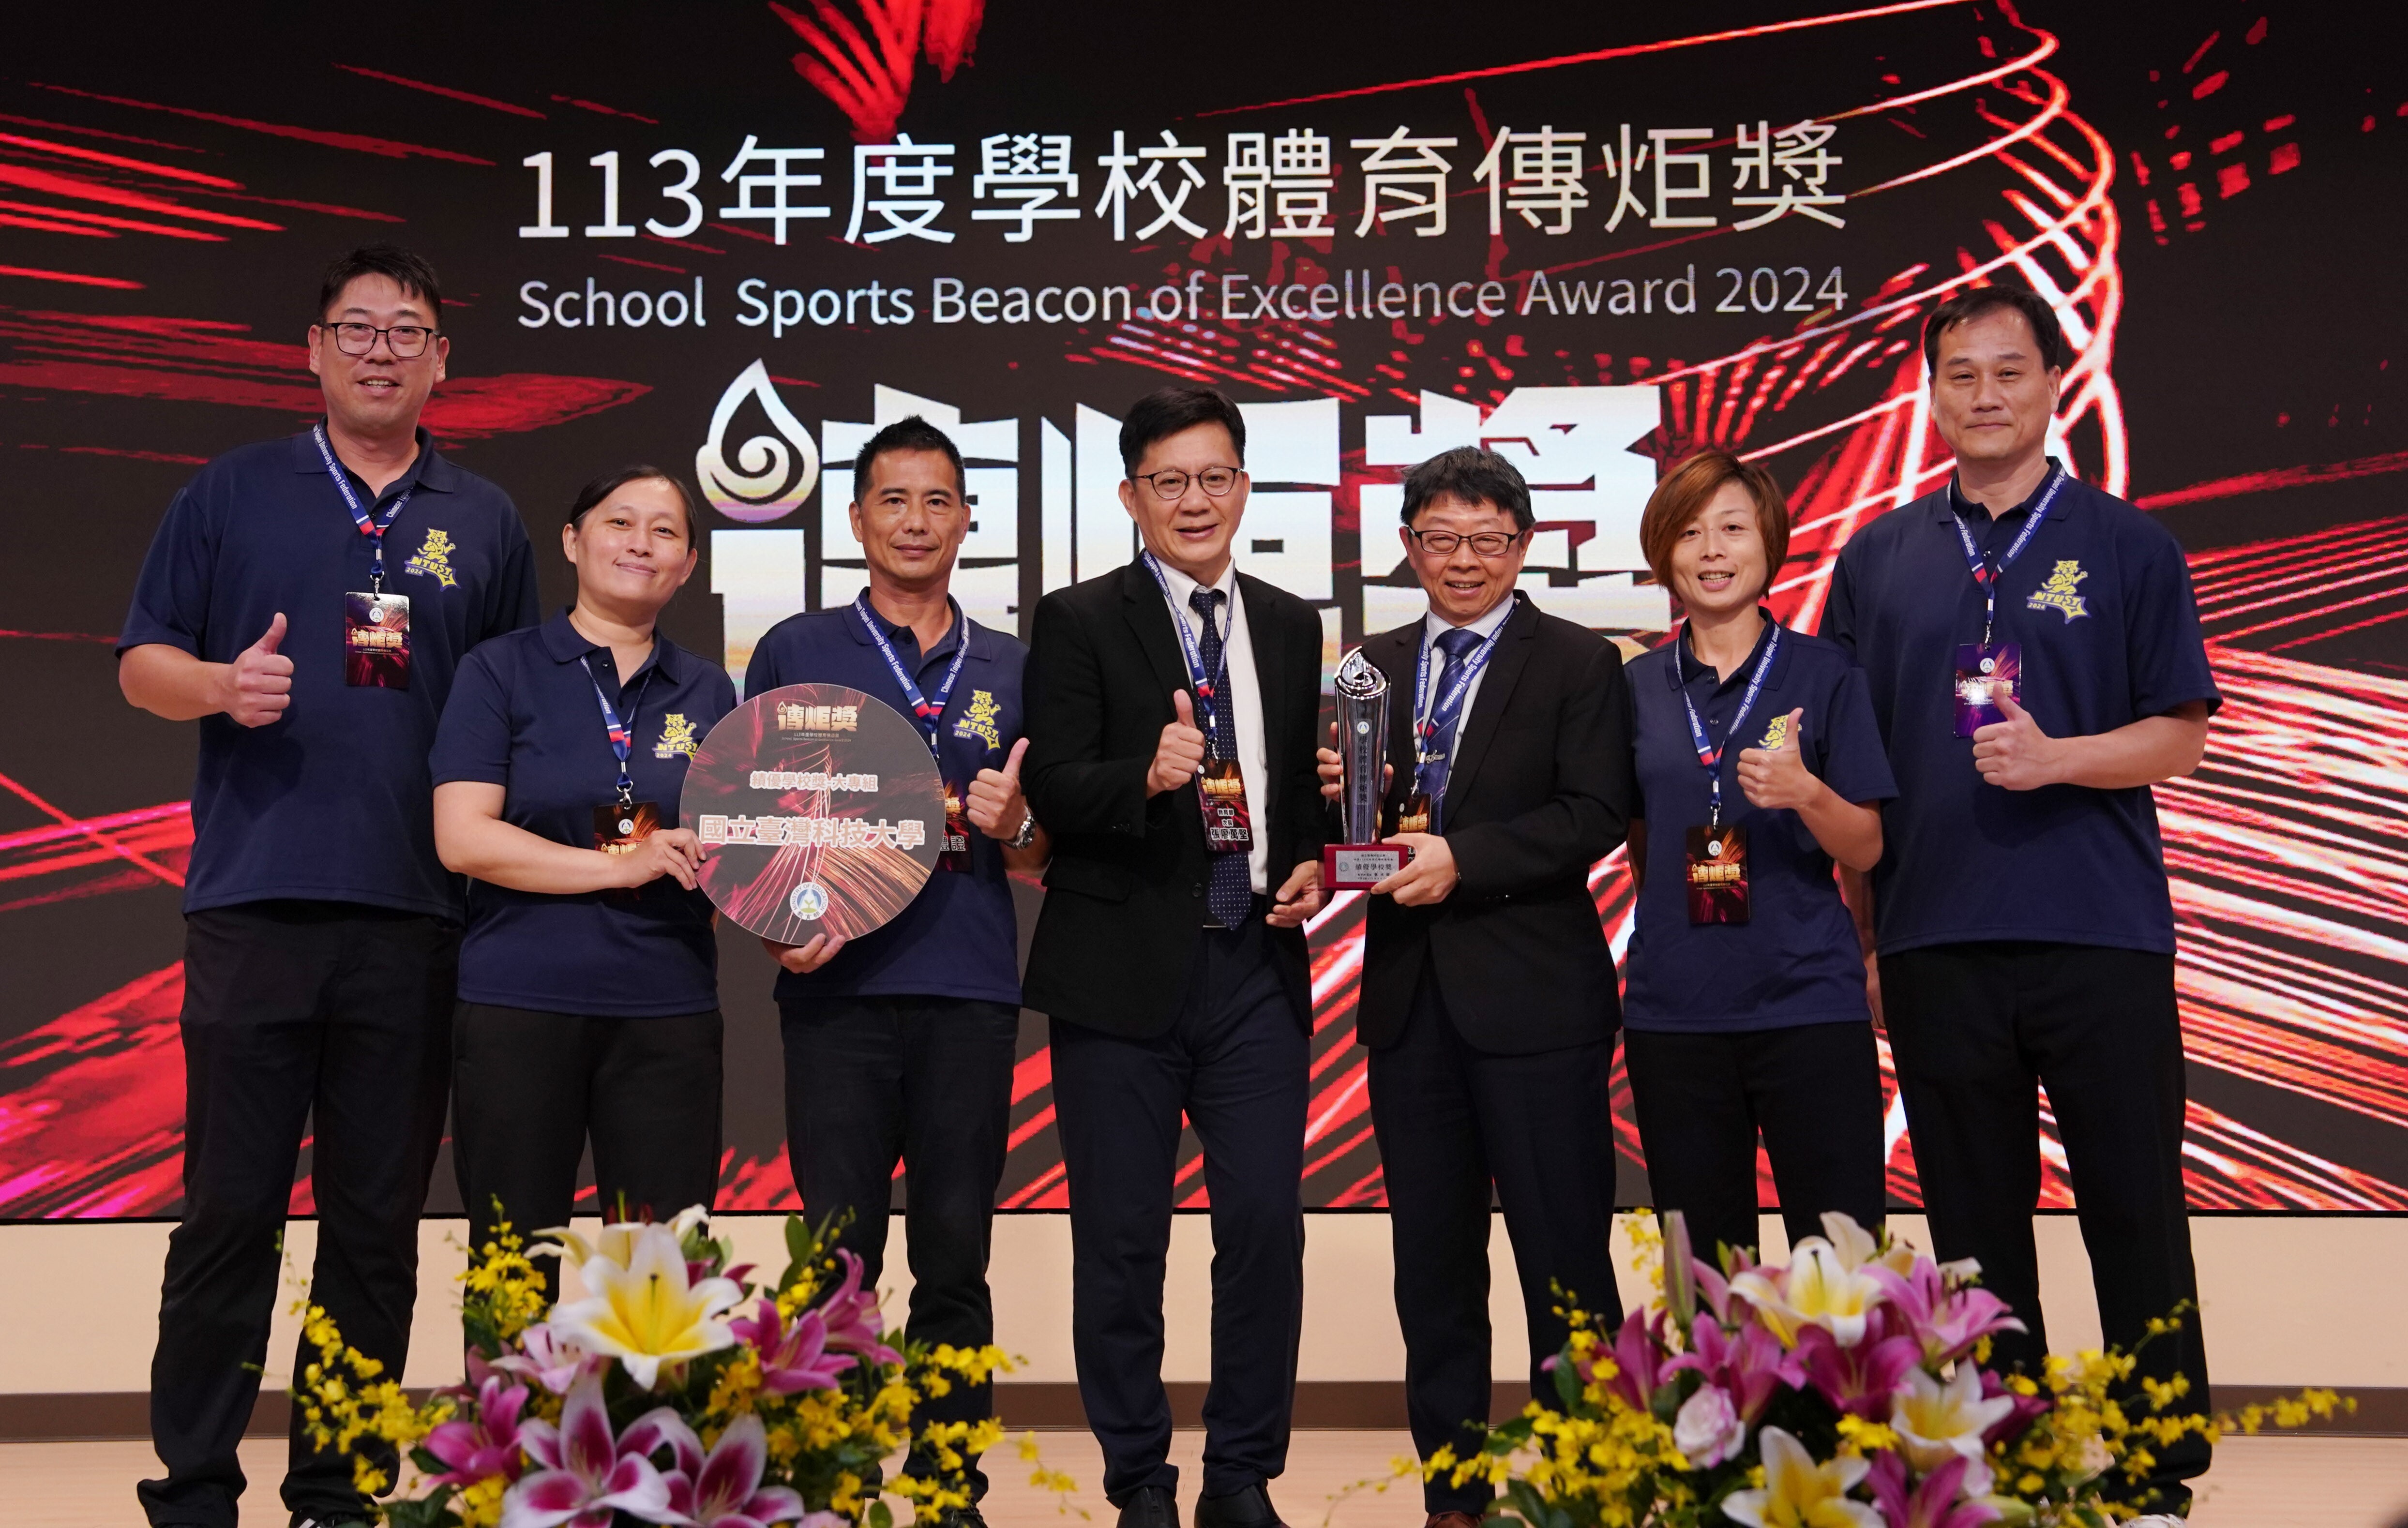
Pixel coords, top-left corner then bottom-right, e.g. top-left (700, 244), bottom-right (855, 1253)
top-left (1023, 385), bottom-right (1327, 1528)
top-left (1320, 447), bottom-right (1634, 1528)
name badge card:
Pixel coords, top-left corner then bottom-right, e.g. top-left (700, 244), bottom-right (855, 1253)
top-left (1685, 824), bottom-right (1750, 926)
top-left (1953, 642), bottom-right (2021, 736)
top-left (1197, 757), bottom-right (1253, 852)
top-left (939, 778), bottom-right (972, 871)
top-left (593, 800), bottom-right (662, 853)
top-left (343, 591), bottom-right (411, 689)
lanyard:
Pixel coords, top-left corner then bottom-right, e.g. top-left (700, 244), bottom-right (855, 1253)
top-left (854, 592), bottom-right (970, 758)
top-left (1950, 464), bottom-right (2066, 645)
top-left (311, 423), bottom-right (413, 593)
top-left (1677, 621), bottom-right (1783, 829)
top-left (586, 660), bottom-right (643, 805)
top-left (1410, 597), bottom-right (1515, 781)
top-left (1140, 551), bottom-right (1232, 752)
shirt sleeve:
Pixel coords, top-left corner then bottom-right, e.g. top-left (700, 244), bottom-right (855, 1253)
top-left (1623, 670), bottom-right (1647, 821)
top-left (1815, 664), bottom-right (1898, 805)
top-left (1818, 545), bottom-right (1860, 658)
top-left (117, 482), bottom-right (216, 658)
top-left (2123, 518), bottom-right (2222, 719)
top-left (483, 502), bottom-right (542, 642)
top-left (429, 649), bottom-right (516, 787)
top-left (743, 624), bottom-right (783, 698)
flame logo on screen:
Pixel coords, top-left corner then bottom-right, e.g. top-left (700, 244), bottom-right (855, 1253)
top-left (696, 359), bottom-right (821, 523)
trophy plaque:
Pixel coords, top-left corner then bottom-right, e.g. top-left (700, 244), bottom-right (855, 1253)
top-left (1322, 648), bottom-right (1414, 891)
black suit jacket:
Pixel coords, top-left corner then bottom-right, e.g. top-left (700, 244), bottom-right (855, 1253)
top-left (1022, 560), bottom-right (1329, 1037)
top-left (1356, 596), bottom-right (1635, 1055)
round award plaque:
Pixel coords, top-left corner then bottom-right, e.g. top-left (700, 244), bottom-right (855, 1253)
top-left (679, 683), bottom-right (945, 943)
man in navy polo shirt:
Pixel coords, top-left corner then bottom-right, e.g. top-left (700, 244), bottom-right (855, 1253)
top-left (118, 245), bottom-right (539, 1528)
top-left (1821, 285), bottom-right (2217, 1517)
top-left (745, 416), bottom-right (1044, 1522)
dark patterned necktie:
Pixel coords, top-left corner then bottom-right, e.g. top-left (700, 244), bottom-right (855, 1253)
top-left (1418, 625), bottom-right (1485, 833)
top-left (1189, 587), bottom-right (1253, 927)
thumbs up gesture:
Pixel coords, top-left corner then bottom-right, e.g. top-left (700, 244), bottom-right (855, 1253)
top-left (1736, 706), bottom-right (1817, 811)
top-left (1146, 688), bottom-right (1208, 796)
top-left (966, 736), bottom-right (1034, 839)
top-left (222, 612), bottom-right (294, 728)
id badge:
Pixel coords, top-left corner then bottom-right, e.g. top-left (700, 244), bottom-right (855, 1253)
top-left (594, 800), bottom-right (661, 853)
top-left (1393, 794), bottom-right (1434, 836)
top-left (343, 591), bottom-right (410, 689)
top-left (1685, 824), bottom-right (1750, 926)
top-left (939, 779), bottom-right (973, 871)
top-left (1952, 642), bottom-right (2021, 737)
top-left (1196, 756), bottom-right (1253, 853)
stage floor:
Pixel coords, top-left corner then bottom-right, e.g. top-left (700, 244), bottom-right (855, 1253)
top-left (10, 1429), bottom-right (2405, 1527)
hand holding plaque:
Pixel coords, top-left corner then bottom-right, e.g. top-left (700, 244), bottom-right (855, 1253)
top-left (1321, 648), bottom-right (1415, 891)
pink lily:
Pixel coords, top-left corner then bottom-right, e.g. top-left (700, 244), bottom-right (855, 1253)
top-left (1868, 1260), bottom-right (2026, 1367)
top-left (1977, 1368), bottom-right (2052, 1448)
top-left (1793, 1320), bottom-right (1923, 1420)
top-left (491, 1321), bottom-right (598, 1396)
top-left (1866, 1452), bottom-right (2004, 1528)
top-left (644, 1412), bottom-right (811, 1528)
top-left (814, 1249), bottom-right (902, 1365)
top-left (1566, 1308), bottom-right (1667, 1412)
top-left (1663, 1312), bottom-right (1803, 1424)
top-left (500, 1374), bottom-right (684, 1528)
top-left (731, 1297), bottom-right (855, 1394)
top-left (423, 1374), bottom-right (531, 1487)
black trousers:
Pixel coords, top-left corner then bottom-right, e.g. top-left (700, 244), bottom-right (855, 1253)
top-left (1624, 1021), bottom-right (1887, 1267)
top-left (1050, 914), bottom-right (1308, 1505)
top-left (781, 991), bottom-right (1020, 1496)
top-left (1369, 964), bottom-right (1626, 1515)
top-left (140, 901), bottom-right (456, 1528)
top-left (1883, 941), bottom-right (2212, 1501)
top-left (452, 1003), bottom-right (725, 1303)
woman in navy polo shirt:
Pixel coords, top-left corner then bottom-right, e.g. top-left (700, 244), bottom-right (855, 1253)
top-left (1622, 449), bottom-right (1897, 1266)
top-left (432, 466), bottom-right (735, 1295)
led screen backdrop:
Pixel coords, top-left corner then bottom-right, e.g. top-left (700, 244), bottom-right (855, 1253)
top-left (2, 0), bottom-right (2403, 1219)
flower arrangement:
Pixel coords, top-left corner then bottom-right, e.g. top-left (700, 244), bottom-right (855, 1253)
top-left (291, 1206), bottom-right (1069, 1528)
top-left (1425, 1212), bottom-right (2348, 1528)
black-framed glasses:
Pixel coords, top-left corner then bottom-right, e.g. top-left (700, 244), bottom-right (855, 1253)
top-left (321, 321), bottom-right (439, 358)
top-left (1131, 465), bottom-right (1242, 501)
top-left (1408, 527), bottom-right (1525, 558)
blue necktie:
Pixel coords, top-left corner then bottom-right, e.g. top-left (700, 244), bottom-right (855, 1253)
top-left (1190, 588), bottom-right (1254, 928)
top-left (1418, 625), bottom-right (1485, 834)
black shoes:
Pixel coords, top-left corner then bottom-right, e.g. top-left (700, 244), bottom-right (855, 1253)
top-left (1194, 1483), bottom-right (1288, 1528)
top-left (1117, 1484), bottom-right (1182, 1528)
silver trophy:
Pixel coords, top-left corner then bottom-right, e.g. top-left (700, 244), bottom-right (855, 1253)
top-left (1324, 648), bottom-right (1407, 889)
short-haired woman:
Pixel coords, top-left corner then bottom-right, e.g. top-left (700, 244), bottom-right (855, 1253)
top-left (1622, 449), bottom-right (1896, 1265)
top-left (432, 466), bottom-right (735, 1293)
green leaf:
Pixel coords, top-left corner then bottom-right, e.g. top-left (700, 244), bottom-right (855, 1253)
top-left (867, 1499), bottom-right (896, 1528)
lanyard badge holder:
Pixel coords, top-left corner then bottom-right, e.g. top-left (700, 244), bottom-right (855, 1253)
top-left (1679, 623), bottom-right (1783, 926)
top-left (856, 592), bottom-right (977, 870)
top-left (1141, 554), bottom-right (1253, 855)
top-left (316, 424), bottom-right (416, 690)
top-left (588, 664), bottom-right (661, 864)
top-left (1398, 608), bottom-right (1510, 836)
top-left (1952, 466), bottom-right (2065, 736)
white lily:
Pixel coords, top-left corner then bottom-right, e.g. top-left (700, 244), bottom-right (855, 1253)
top-left (1818, 1212), bottom-right (1916, 1279)
top-left (548, 1221), bottom-right (742, 1389)
top-left (1721, 1425), bottom-right (1881, 1528)
top-left (1891, 1363), bottom-right (2016, 1492)
top-left (1730, 1236), bottom-right (1890, 1349)
top-left (536, 1204), bottom-right (713, 1274)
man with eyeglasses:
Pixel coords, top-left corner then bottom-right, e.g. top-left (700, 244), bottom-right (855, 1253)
top-left (1317, 447), bottom-right (1633, 1528)
top-left (1023, 385), bottom-right (1327, 1528)
top-left (118, 245), bottom-right (539, 1528)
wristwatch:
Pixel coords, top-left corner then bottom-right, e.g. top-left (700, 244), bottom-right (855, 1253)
top-left (1006, 810), bottom-right (1040, 850)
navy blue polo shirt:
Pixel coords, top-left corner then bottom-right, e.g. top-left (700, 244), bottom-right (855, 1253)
top-left (745, 603), bottom-right (1025, 1007)
top-left (1624, 616), bottom-right (1898, 1032)
top-left (118, 428), bottom-right (540, 918)
top-left (429, 614), bottom-right (737, 1017)
top-left (1820, 461), bottom-right (2220, 956)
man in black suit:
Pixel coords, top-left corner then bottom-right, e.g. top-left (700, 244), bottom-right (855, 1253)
top-left (1023, 385), bottom-right (1327, 1528)
top-left (1319, 447), bottom-right (1633, 1528)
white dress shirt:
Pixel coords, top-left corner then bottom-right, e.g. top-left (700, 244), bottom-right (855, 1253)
top-left (1417, 592), bottom-right (1518, 745)
top-left (1157, 559), bottom-right (1270, 895)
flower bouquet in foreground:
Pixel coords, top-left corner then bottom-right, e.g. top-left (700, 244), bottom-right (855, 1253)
top-left (293, 1206), bottom-right (1068, 1528)
top-left (1427, 1212), bottom-right (2346, 1528)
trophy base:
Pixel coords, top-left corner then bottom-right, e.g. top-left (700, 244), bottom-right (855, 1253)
top-left (1323, 842), bottom-right (1413, 891)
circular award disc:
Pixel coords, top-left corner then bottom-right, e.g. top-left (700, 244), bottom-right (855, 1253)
top-left (680, 684), bottom-right (945, 944)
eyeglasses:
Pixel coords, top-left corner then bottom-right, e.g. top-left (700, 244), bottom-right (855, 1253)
top-left (1408, 527), bottom-right (1525, 558)
top-left (1130, 466), bottom-right (1242, 501)
top-left (321, 322), bottom-right (439, 359)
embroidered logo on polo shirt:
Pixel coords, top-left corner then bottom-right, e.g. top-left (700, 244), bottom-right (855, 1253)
top-left (403, 528), bottom-right (458, 588)
top-left (655, 713), bottom-right (699, 759)
top-left (954, 688), bottom-right (1003, 750)
top-left (2026, 559), bottom-right (2090, 622)
top-left (1758, 713), bottom-right (1792, 750)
